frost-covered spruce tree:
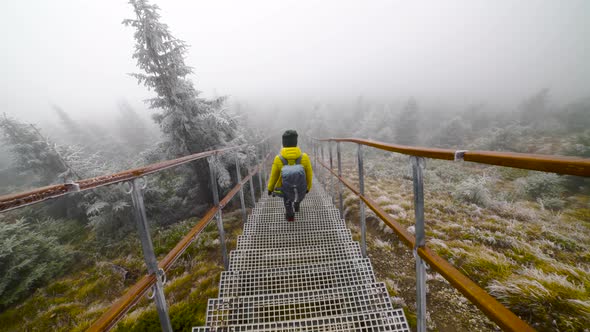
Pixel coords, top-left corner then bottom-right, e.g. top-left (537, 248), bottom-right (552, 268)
top-left (123, 0), bottom-right (241, 205)
top-left (0, 114), bottom-right (96, 218)
top-left (117, 100), bottom-right (154, 155)
top-left (0, 114), bottom-right (72, 184)
top-left (52, 105), bottom-right (87, 145)
top-left (394, 98), bottom-right (419, 145)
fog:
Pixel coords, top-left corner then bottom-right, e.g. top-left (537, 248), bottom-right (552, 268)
top-left (2, 4), bottom-right (590, 329)
top-left (1, 0), bottom-right (589, 124)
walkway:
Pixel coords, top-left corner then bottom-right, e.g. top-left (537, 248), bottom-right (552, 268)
top-left (193, 178), bottom-right (410, 331)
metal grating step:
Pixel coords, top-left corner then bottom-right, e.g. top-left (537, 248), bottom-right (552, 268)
top-left (192, 309), bottom-right (410, 332)
top-left (252, 205), bottom-right (337, 214)
top-left (252, 200), bottom-right (336, 210)
top-left (229, 243), bottom-right (363, 271)
top-left (256, 195), bottom-right (333, 206)
top-left (218, 258), bottom-right (376, 297)
top-left (237, 229), bottom-right (353, 249)
top-left (193, 176), bottom-right (409, 331)
top-left (256, 193), bottom-right (332, 205)
top-left (204, 283), bottom-right (395, 327)
top-left (247, 208), bottom-right (342, 223)
top-left (242, 219), bottom-right (347, 235)
top-left (254, 200), bottom-right (334, 211)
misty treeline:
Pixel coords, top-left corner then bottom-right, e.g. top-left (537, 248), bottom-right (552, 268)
top-left (0, 0), bottom-right (261, 308)
top-left (277, 88), bottom-right (589, 158)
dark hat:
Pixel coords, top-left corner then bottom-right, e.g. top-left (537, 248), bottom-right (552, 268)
top-left (282, 130), bottom-right (298, 147)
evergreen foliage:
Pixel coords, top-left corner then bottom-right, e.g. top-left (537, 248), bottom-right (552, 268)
top-left (117, 101), bottom-right (154, 154)
top-left (485, 124), bottom-right (529, 152)
top-left (519, 88), bottom-right (550, 126)
top-left (429, 117), bottom-right (470, 148)
top-left (558, 98), bottom-right (590, 133)
top-left (565, 130), bottom-right (590, 158)
top-left (394, 98), bottom-right (419, 145)
top-left (517, 172), bottom-right (565, 200)
top-left (0, 114), bottom-right (70, 184)
top-left (123, 0), bottom-right (243, 205)
top-left (0, 219), bottom-right (73, 308)
top-left (123, 0), bottom-right (238, 155)
top-left (52, 105), bottom-right (87, 146)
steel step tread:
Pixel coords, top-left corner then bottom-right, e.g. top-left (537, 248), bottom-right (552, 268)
top-left (204, 283), bottom-right (396, 327)
top-left (193, 309), bottom-right (409, 332)
top-left (236, 238), bottom-right (355, 251)
top-left (243, 220), bottom-right (346, 235)
top-left (229, 243), bottom-right (363, 271)
top-left (255, 196), bottom-right (333, 206)
top-left (247, 209), bottom-right (342, 223)
top-left (256, 197), bottom-right (333, 207)
top-left (242, 224), bottom-right (347, 236)
top-left (218, 259), bottom-right (376, 297)
top-left (250, 207), bottom-right (339, 216)
top-left (237, 229), bottom-right (353, 249)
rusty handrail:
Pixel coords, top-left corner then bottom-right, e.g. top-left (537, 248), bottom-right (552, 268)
top-left (88, 157), bottom-right (268, 332)
top-left (317, 137), bottom-right (590, 177)
top-left (316, 158), bottom-right (535, 332)
top-left (0, 139), bottom-right (275, 212)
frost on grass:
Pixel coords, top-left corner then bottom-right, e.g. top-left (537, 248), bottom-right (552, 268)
top-left (453, 176), bottom-right (492, 207)
top-left (375, 195), bottom-right (393, 205)
top-left (489, 268), bottom-right (590, 330)
top-left (383, 204), bottom-right (407, 219)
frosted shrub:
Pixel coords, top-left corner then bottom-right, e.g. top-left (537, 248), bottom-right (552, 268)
top-left (538, 197), bottom-right (565, 211)
top-left (518, 172), bottom-right (564, 200)
top-left (453, 176), bottom-right (492, 207)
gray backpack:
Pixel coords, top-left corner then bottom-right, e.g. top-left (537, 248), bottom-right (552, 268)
top-left (279, 155), bottom-right (307, 202)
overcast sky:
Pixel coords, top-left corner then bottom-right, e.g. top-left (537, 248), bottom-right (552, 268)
top-left (1, 0), bottom-right (589, 121)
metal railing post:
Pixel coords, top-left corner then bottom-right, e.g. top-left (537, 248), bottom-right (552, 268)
top-left (261, 144), bottom-right (268, 194)
top-left (259, 143), bottom-right (265, 180)
top-left (257, 162), bottom-right (264, 198)
top-left (320, 141), bottom-right (328, 189)
top-left (337, 142), bottom-right (343, 218)
top-left (411, 156), bottom-right (427, 332)
top-left (316, 140), bottom-right (320, 176)
top-left (316, 142), bottom-right (321, 185)
top-left (329, 141), bottom-right (334, 203)
top-left (129, 178), bottom-right (172, 332)
top-left (249, 174), bottom-right (256, 206)
top-left (313, 141), bottom-right (317, 174)
top-left (235, 151), bottom-right (247, 223)
top-left (357, 144), bottom-right (367, 257)
top-left (207, 156), bottom-right (229, 270)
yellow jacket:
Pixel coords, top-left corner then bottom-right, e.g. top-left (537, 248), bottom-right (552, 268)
top-left (267, 147), bottom-right (313, 192)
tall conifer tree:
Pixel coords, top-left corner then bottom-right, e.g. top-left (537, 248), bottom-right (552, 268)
top-left (123, 0), bottom-right (240, 203)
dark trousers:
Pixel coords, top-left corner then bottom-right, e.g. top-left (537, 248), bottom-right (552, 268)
top-left (283, 197), bottom-right (301, 217)
top-left (283, 197), bottom-right (294, 217)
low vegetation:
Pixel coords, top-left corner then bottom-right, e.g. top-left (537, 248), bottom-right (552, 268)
top-left (332, 148), bottom-right (589, 331)
top-left (0, 211), bottom-right (244, 331)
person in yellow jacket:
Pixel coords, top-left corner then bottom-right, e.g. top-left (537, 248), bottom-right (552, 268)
top-left (267, 130), bottom-right (313, 221)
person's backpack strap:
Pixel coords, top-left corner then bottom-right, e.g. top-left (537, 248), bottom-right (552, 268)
top-left (279, 155), bottom-right (288, 165)
top-left (295, 156), bottom-right (302, 164)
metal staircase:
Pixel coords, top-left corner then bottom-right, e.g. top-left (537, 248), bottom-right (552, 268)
top-left (193, 178), bottom-right (410, 331)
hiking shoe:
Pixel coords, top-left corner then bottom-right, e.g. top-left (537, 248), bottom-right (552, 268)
top-left (294, 202), bottom-right (300, 212)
